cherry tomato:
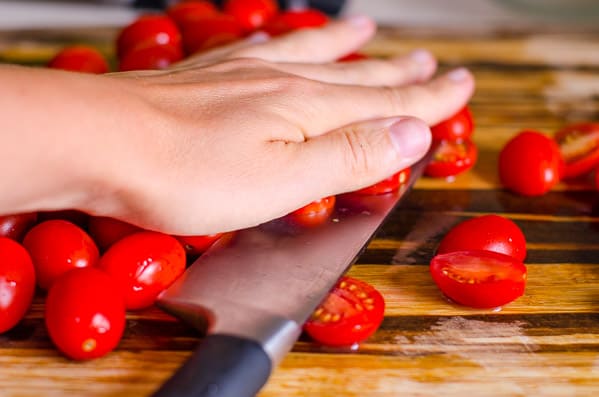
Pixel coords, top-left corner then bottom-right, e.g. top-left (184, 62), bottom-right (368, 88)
top-left (304, 276), bottom-right (385, 347)
top-left (431, 106), bottom-right (474, 142)
top-left (353, 168), bottom-right (411, 196)
top-left (424, 139), bottom-right (478, 178)
top-left (45, 267), bottom-right (125, 360)
top-left (595, 168), bottom-right (599, 190)
top-left (180, 14), bottom-right (244, 54)
top-left (499, 131), bottom-right (563, 196)
top-left (167, 0), bottom-right (219, 28)
top-left (430, 250), bottom-right (527, 309)
top-left (223, 0), bottom-right (278, 31)
top-left (116, 15), bottom-right (182, 59)
top-left (262, 9), bottom-right (328, 36)
top-left (37, 209), bottom-right (89, 228)
top-left (176, 233), bottom-right (224, 256)
top-left (87, 216), bottom-right (143, 251)
top-left (338, 52), bottom-right (368, 62)
top-left (119, 43), bottom-right (184, 71)
top-left (0, 212), bottom-right (37, 241)
top-left (436, 215), bottom-right (527, 262)
top-left (22, 220), bottom-right (99, 290)
top-left (47, 46), bottom-right (109, 74)
top-left (0, 238), bottom-right (36, 333)
top-left (98, 232), bottom-right (186, 310)
top-left (287, 196), bottom-right (336, 227)
top-left (554, 122), bottom-right (599, 179)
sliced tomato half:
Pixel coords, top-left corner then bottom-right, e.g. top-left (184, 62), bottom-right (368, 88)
top-left (353, 167), bottom-right (411, 195)
top-left (554, 122), bottom-right (599, 179)
top-left (424, 139), bottom-right (478, 178)
top-left (287, 196), bottom-right (336, 227)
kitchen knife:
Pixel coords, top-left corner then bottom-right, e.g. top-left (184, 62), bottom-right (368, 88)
top-left (153, 155), bottom-right (429, 397)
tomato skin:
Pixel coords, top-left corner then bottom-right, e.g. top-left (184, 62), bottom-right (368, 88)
top-left (338, 52), bottom-right (368, 62)
top-left (0, 238), bottom-right (36, 333)
top-left (98, 232), bottom-right (186, 310)
top-left (436, 215), bottom-right (527, 262)
top-left (23, 220), bottom-right (99, 290)
top-left (430, 250), bottom-right (527, 309)
top-left (176, 233), bottom-right (224, 256)
top-left (431, 106), bottom-right (474, 142)
top-left (499, 131), bottom-right (563, 196)
top-left (47, 46), bottom-right (109, 74)
top-left (119, 43), bottom-right (184, 71)
top-left (554, 122), bottom-right (599, 179)
top-left (424, 139), bottom-right (478, 178)
top-left (287, 196), bottom-right (336, 227)
top-left (0, 212), bottom-right (38, 241)
top-left (223, 0), bottom-right (278, 31)
top-left (117, 15), bottom-right (182, 59)
top-left (180, 14), bottom-right (244, 54)
top-left (304, 276), bottom-right (385, 347)
top-left (262, 9), bottom-right (328, 36)
top-left (167, 0), bottom-right (219, 27)
top-left (45, 267), bottom-right (125, 360)
top-left (87, 216), bottom-right (143, 251)
top-left (353, 168), bottom-right (411, 196)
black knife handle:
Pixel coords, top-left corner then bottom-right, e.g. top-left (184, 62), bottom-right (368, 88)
top-left (152, 334), bottom-right (272, 397)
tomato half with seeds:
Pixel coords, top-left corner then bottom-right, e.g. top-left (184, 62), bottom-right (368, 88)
top-left (47, 46), bottom-right (109, 74)
top-left (554, 122), bottom-right (599, 179)
top-left (431, 106), bottom-right (474, 142)
top-left (287, 196), bottom-right (336, 227)
top-left (45, 267), bottom-right (125, 360)
top-left (424, 139), bottom-right (477, 178)
top-left (262, 9), bottom-right (328, 36)
top-left (87, 216), bottom-right (143, 251)
top-left (304, 276), bottom-right (385, 347)
top-left (0, 212), bottom-right (37, 241)
top-left (353, 168), bottom-right (411, 196)
top-left (116, 15), bottom-right (182, 59)
top-left (430, 250), bottom-right (527, 309)
top-left (223, 0), bottom-right (278, 31)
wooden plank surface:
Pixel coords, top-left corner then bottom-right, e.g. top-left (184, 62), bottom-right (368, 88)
top-left (1, 22), bottom-right (599, 397)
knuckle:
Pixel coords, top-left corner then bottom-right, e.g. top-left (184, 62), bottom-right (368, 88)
top-left (339, 127), bottom-right (375, 177)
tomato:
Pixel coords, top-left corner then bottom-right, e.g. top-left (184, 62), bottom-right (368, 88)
top-left (499, 131), bottom-right (563, 196)
top-left (47, 46), bottom-right (109, 74)
top-left (430, 250), bottom-right (527, 309)
top-left (431, 106), bottom-right (474, 142)
top-left (37, 209), bottom-right (89, 228)
top-left (262, 9), bottom-right (328, 36)
top-left (424, 139), bottom-right (478, 178)
top-left (176, 233), bottom-right (224, 256)
top-left (119, 43), bottom-right (184, 71)
top-left (436, 215), bottom-right (527, 262)
top-left (353, 168), bottom-right (411, 196)
top-left (98, 232), bottom-right (186, 310)
top-left (338, 52), bottom-right (368, 62)
top-left (0, 238), bottom-right (36, 333)
top-left (304, 276), bottom-right (385, 347)
top-left (87, 216), bottom-right (143, 251)
top-left (180, 14), bottom-right (244, 54)
top-left (287, 196), bottom-right (336, 227)
top-left (45, 267), bottom-right (125, 360)
top-left (595, 167), bottom-right (599, 190)
top-left (223, 0), bottom-right (278, 31)
top-left (167, 0), bottom-right (218, 28)
top-left (0, 212), bottom-right (37, 241)
top-left (116, 15), bottom-right (182, 59)
top-left (554, 122), bottom-right (599, 179)
top-left (22, 220), bottom-right (99, 290)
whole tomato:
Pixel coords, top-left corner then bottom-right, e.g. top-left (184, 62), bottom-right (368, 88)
top-left (167, 0), bottom-right (219, 28)
top-left (116, 15), bottom-right (182, 59)
top-left (87, 216), bottom-right (143, 251)
top-left (47, 46), bottom-right (109, 74)
top-left (180, 14), bottom-right (244, 54)
top-left (0, 212), bottom-right (38, 241)
top-left (262, 9), bottom-right (328, 36)
top-left (22, 220), bottom-right (99, 290)
top-left (45, 267), bottom-right (126, 360)
top-left (98, 232), bottom-right (186, 310)
top-left (119, 43), bottom-right (184, 71)
top-left (223, 0), bottom-right (279, 31)
top-left (0, 238), bottom-right (36, 333)
top-left (499, 131), bottom-right (563, 196)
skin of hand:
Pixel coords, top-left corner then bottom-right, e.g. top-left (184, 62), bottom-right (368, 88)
top-left (0, 16), bottom-right (474, 235)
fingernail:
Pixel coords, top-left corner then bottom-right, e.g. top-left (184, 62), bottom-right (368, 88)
top-left (389, 118), bottom-right (432, 159)
top-left (447, 67), bottom-right (470, 82)
top-left (409, 49), bottom-right (434, 64)
top-left (344, 15), bottom-right (372, 28)
top-left (247, 31), bottom-right (270, 44)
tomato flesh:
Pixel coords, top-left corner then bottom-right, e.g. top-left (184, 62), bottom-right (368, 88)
top-left (304, 276), bottom-right (385, 347)
top-left (287, 196), bottom-right (336, 227)
top-left (554, 122), bottom-right (599, 179)
top-left (48, 46), bottom-right (109, 74)
top-left (353, 168), bottom-right (411, 196)
top-left (424, 139), bottom-right (477, 178)
top-left (430, 250), bottom-right (527, 309)
top-left (0, 212), bottom-right (38, 241)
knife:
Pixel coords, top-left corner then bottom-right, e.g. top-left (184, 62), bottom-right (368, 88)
top-left (152, 154), bottom-right (429, 397)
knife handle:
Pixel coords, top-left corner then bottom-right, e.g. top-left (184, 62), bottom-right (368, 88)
top-left (152, 334), bottom-right (272, 397)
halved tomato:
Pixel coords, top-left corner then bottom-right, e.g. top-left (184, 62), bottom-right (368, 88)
top-left (431, 106), bottom-right (474, 142)
top-left (424, 139), bottom-right (477, 178)
top-left (353, 167), bottom-right (411, 195)
top-left (304, 276), bottom-right (385, 347)
top-left (176, 233), bottom-right (225, 256)
top-left (554, 122), bottom-right (599, 179)
top-left (430, 250), bottom-right (527, 309)
top-left (287, 196), bottom-right (336, 227)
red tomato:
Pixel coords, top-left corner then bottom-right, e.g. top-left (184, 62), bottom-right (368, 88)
top-left (436, 215), bottom-right (527, 262)
top-left (338, 52), bottom-right (368, 62)
top-left (119, 43), bottom-right (184, 71)
top-left (176, 233), bottom-right (224, 256)
top-left (116, 15), bottom-right (182, 59)
top-left (0, 238), bottom-right (36, 333)
top-left (595, 168), bottom-right (599, 190)
top-left (180, 14), bottom-right (244, 54)
top-left (45, 267), bottom-right (125, 360)
top-left (304, 276), bottom-right (385, 347)
top-left (87, 216), bottom-right (143, 251)
top-left (223, 0), bottom-right (278, 31)
top-left (431, 106), bottom-right (474, 142)
top-left (424, 139), bottom-right (478, 178)
top-left (262, 9), bottom-right (328, 36)
top-left (98, 232), bottom-right (186, 310)
top-left (430, 250), bottom-right (527, 309)
top-left (37, 210), bottom-right (89, 228)
top-left (22, 220), bottom-right (99, 290)
top-left (47, 46), bottom-right (109, 74)
top-left (0, 212), bottom-right (37, 241)
top-left (167, 0), bottom-right (218, 27)
top-left (287, 196), bottom-right (336, 227)
top-left (554, 122), bottom-right (599, 179)
top-left (353, 168), bottom-right (411, 196)
top-left (499, 131), bottom-right (563, 196)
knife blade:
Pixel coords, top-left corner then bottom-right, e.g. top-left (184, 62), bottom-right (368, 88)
top-left (152, 154), bottom-right (430, 397)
